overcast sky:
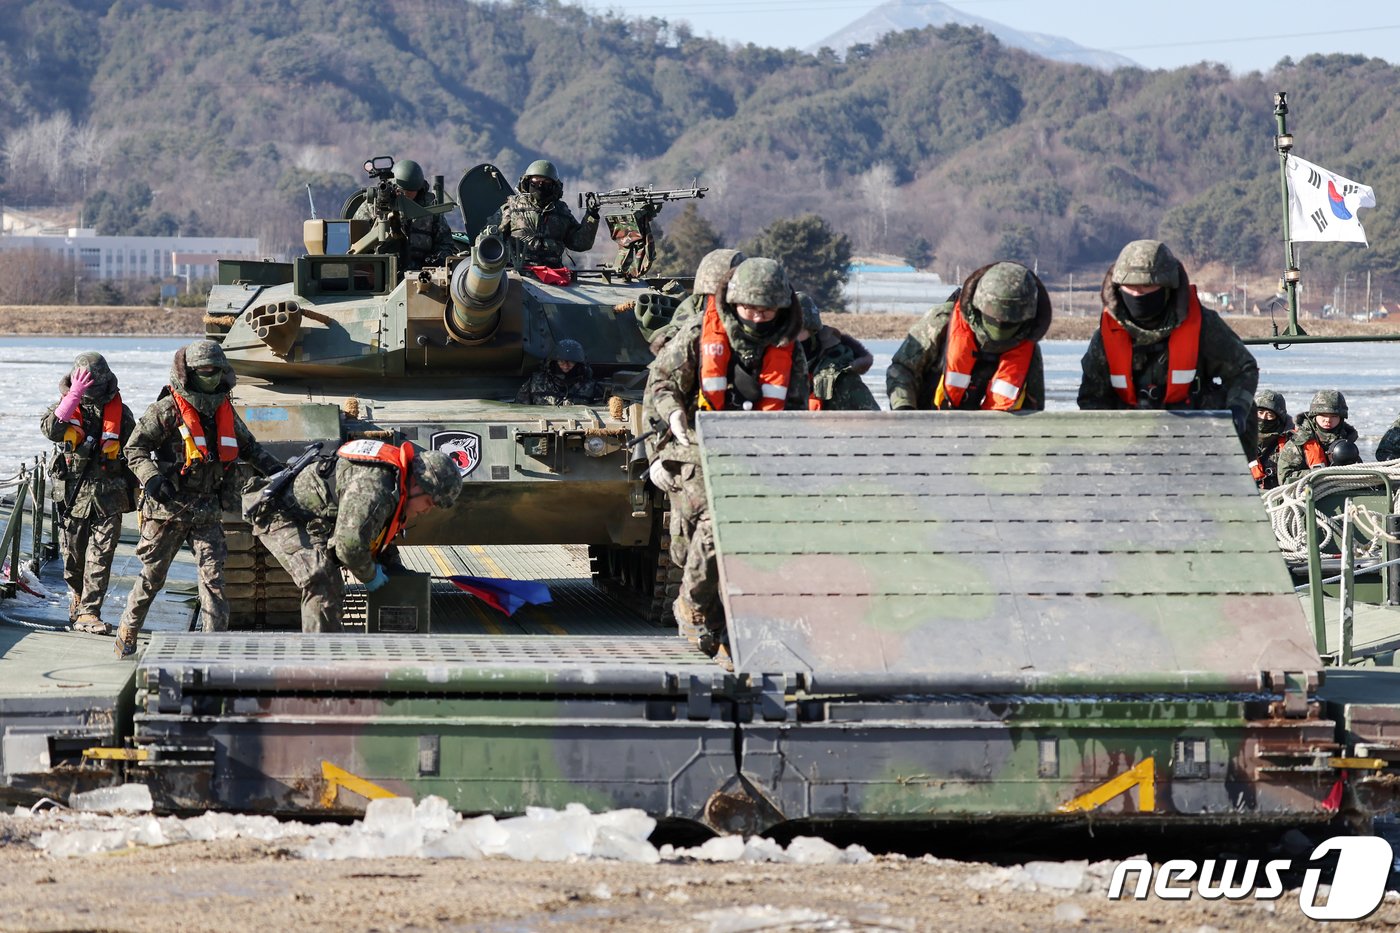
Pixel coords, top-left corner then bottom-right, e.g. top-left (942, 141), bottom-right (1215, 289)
top-left (581, 0), bottom-right (1400, 73)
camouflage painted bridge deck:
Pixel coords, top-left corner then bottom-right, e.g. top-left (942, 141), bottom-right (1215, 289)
top-left (698, 410), bottom-right (1323, 691)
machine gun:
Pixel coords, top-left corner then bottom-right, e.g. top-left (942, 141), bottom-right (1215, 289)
top-left (577, 183), bottom-right (708, 278)
top-left (349, 156), bottom-right (457, 271)
top-left (242, 442), bottom-right (325, 525)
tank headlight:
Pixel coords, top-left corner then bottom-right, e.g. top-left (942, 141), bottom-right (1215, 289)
top-left (583, 435), bottom-right (608, 457)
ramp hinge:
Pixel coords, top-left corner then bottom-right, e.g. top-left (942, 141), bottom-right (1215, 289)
top-left (156, 668), bottom-right (199, 716)
top-left (758, 674), bottom-right (789, 722)
top-left (687, 674), bottom-right (717, 721)
top-left (1268, 670), bottom-right (1318, 718)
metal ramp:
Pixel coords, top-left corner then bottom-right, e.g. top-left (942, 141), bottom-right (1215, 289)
top-left (699, 410), bottom-right (1323, 692)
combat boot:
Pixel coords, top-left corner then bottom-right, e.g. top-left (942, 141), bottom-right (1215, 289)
top-left (673, 595), bottom-right (704, 646)
top-left (68, 592), bottom-right (80, 623)
top-left (696, 626), bottom-right (733, 672)
top-left (72, 613), bottom-right (110, 636)
top-left (113, 622), bottom-right (139, 659)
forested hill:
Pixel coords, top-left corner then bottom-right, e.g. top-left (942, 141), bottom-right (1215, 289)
top-left (2, 0), bottom-right (1396, 283)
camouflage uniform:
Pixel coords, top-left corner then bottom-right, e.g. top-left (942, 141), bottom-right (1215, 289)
top-left (250, 447), bottom-right (462, 633)
top-left (646, 258), bottom-right (808, 657)
top-left (116, 341), bottom-right (282, 649)
top-left (498, 161), bottom-right (599, 266)
top-left (646, 249), bottom-right (747, 355)
top-left (514, 341), bottom-right (601, 406)
top-left (1378, 417), bottom-right (1400, 462)
top-left (797, 295), bottom-right (878, 411)
top-left (39, 353), bottom-right (136, 628)
top-left (1277, 390), bottom-right (1361, 484)
top-left (352, 189), bottom-right (456, 271)
top-left (1077, 241), bottom-right (1258, 451)
top-left (1251, 389), bottom-right (1292, 491)
top-left (886, 262), bottom-right (1051, 411)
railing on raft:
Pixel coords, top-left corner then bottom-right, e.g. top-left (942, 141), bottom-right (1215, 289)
top-left (0, 459), bottom-right (57, 598)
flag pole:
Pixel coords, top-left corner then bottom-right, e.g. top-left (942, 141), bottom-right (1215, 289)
top-left (1273, 91), bottom-right (1305, 336)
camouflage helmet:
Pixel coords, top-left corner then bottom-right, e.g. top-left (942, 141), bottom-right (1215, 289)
top-left (185, 339), bottom-right (228, 371)
top-left (726, 257), bottom-right (790, 308)
top-left (1309, 389), bottom-right (1348, 419)
top-left (1111, 240), bottom-right (1181, 289)
top-left (552, 338), bottom-right (585, 364)
top-left (796, 292), bottom-right (822, 333)
top-left (520, 159), bottom-right (560, 184)
top-left (392, 159), bottom-right (425, 192)
top-left (412, 449), bottom-right (463, 509)
top-left (970, 262), bottom-right (1038, 324)
top-left (692, 248), bottom-right (746, 295)
top-left (70, 351), bottom-right (115, 399)
top-left (1254, 388), bottom-right (1288, 418)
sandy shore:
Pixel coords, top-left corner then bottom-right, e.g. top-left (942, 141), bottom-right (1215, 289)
top-left (0, 306), bottom-right (206, 336)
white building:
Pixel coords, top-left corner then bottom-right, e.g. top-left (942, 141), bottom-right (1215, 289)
top-left (0, 220), bottom-right (260, 282)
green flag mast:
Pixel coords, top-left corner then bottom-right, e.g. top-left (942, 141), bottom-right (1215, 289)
top-left (1273, 91), bottom-right (1305, 337)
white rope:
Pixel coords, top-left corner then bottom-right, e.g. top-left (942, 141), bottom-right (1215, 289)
top-left (1263, 460), bottom-right (1400, 560)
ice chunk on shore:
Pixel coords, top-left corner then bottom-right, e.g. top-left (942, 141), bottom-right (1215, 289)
top-left (69, 783), bottom-right (153, 813)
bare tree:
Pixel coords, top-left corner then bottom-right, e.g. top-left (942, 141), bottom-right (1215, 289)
top-left (0, 250), bottom-right (80, 304)
top-left (857, 162), bottom-right (897, 252)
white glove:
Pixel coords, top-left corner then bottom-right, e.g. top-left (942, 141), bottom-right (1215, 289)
top-left (649, 459), bottom-right (680, 493)
top-left (668, 410), bottom-right (692, 447)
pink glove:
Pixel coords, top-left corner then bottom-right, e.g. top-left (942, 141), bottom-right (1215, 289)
top-left (54, 368), bottom-right (93, 423)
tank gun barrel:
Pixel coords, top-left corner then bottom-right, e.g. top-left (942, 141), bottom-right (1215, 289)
top-left (446, 233), bottom-right (508, 343)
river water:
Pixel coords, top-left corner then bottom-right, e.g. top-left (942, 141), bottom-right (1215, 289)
top-left (5, 335), bottom-right (1397, 476)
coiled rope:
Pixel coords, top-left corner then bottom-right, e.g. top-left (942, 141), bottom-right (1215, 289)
top-left (1262, 461), bottom-right (1400, 559)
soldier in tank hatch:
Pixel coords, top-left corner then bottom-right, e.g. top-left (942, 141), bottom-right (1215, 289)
top-left (1077, 239), bottom-right (1258, 452)
top-left (114, 340), bottom-right (283, 658)
top-left (645, 257), bottom-right (809, 671)
top-left (797, 292), bottom-right (879, 412)
top-left (1277, 389), bottom-right (1362, 484)
top-left (1250, 389), bottom-right (1293, 491)
top-left (352, 158), bottom-right (456, 271)
top-left (497, 159), bottom-right (599, 269)
top-left (514, 339), bottom-right (601, 406)
top-left (886, 261), bottom-right (1050, 412)
top-left (247, 441), bottom-right (462, 634)
top-left (40, 352), bottom-right (136, 635)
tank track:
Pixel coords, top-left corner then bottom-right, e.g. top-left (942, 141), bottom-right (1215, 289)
top-left (224, 521), bottom-right (303, 630)
top-left (589, 492), bottom-right (678, 626)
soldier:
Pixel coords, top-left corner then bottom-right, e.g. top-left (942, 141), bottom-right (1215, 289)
top-left (1378, 415), bottom-right (1400, 462)
top-left (352, 158), bottom-right (456, 271)
top-left (647, 248), bottom-right (746, 354)
top-left (497, 159), bottom-right (599, 268)
top-left (798, 292), bottom-right (879, 411)
top-left (514, 339), bottom-right (601, 405)
top-left (1078, 240), bottom-right (1258, 451)
top-left (1277, 389), bottom-right (1362, 484)
top-left (40, 352), bottom-right (136, 634)
top-left (114, 340), bottom-right (283, 658)
top-left (886, 261), bottom-right (1051, 411)
top-left (248, 442), bottom-right (463, 633)
top-left (645, 257), bottom-right (809, 670)
top-left (1250, 389), bottom-right (1293, 490)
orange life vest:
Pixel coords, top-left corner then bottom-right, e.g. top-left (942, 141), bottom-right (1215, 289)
top-left (336, 439), bottom-right (415, 556)
top-left (1304, 438), bottom-right (1329, 469)
top-left (171, 392), bottom-right (238, 472)
top-left (698, 295), bottom-right (794, 412)
top-left (1249, 434), bottom-right (1289, 483)
top-left (63, 394), bottom-right (125, 460)
top-left (932, 300), bottom-right (1033, 411)
top-left (1100, 286), bottom-right (1203, 407)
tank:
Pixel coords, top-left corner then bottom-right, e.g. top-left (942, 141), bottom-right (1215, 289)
top-left (203, 158), bottom-right (703, 628)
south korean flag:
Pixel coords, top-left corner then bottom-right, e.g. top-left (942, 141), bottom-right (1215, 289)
top-left (1287, 154), bottom-right (1376, 245)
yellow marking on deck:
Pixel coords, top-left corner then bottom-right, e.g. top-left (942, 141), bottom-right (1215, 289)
top-left (426, 546), bottom-right (457, 577)
top-left (82, 747), bottom-right (149, 761)
top-left (319, 760), bottom-right (399, 808)
top-left (1330, 757), bottom-right (1389, 770)
top-left (1057, 757), bottom-right (1155, 814)
top-left (471, 545), bottom-right (507, 577)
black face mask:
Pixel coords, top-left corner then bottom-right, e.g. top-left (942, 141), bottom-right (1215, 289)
top-left (740, 317), bottom-right (782, 340)
top-left (1120, 289), bottom-right (1170, 325)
